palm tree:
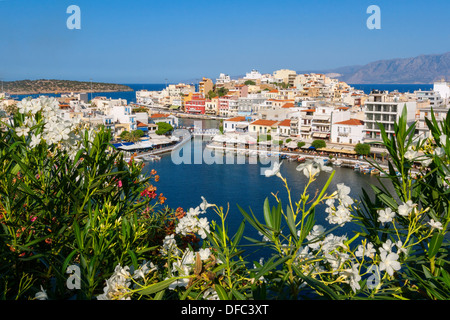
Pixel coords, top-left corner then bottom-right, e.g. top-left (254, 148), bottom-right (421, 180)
top-left (120, 130), bottom-right (142, 143)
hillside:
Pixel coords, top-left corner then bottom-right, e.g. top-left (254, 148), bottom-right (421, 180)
top-left (301, 52), bottom-right (450, 84)
top-left (2, 79), bottom-right (133, 95)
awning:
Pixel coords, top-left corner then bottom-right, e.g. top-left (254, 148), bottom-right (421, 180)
top-left (285, 141), bottom-right (299, 149)
top-left (112, 142), bottom-right (134, 148)
top-left (312, 132), bottom-right (328, 138)
top-left (319, 147), bottom-right (357, 155)
top-left (118, 141), bottom-right (154, 150)
top-left (301, 126), bottom-right (311, 131)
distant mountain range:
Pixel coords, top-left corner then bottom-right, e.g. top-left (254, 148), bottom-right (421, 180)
top-left (302, 52), bottom-right (450, 84)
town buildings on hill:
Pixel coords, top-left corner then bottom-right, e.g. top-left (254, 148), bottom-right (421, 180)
top-left (1, 69), bottom-right (449, 156)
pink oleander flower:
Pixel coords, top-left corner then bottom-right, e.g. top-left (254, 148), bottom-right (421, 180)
top-left (118, 180), bottom-right (123, 188)
top-left (31, 216), bottom-right (37, 222)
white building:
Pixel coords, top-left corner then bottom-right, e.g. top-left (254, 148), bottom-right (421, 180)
top-left (223, 116), bottom-right (250, 133)
top-left (273, 69), bottom-right (297, 86)
top-left (136, 90), bottom-right (158, 106)
top-left (216, 73), bottom-right (231, 85)
top-left (415, 89), bottom-right (443, 108)
top-left (364, 90), bottom-right (417, 141)
top-left (310, 103), bottom-right (350, 140)
top-left (93, 98), bottom-right (128, 113)
top-left (415, 106), bottom-right (450, 139)
top-left (434, 79), bottom-right (450, 105)
top-left (243, 69), bottom-right (262, 81)
top-left (109, 105), bottom-right (137, 131)
top-left (331, 119), bottom-right (365, 145)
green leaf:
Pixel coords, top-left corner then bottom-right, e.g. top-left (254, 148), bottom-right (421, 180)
top-left (231, 220), bottom-right (245, 253)
top-left (286, 205), bottom-right (298, 241)
top-left (293, 265), bottom-right (340, 300)
top-left (214, 283), bottom-right (229, 300)
top-left (137, 278), bottom-right (179, 296)
top-left (127, 249), bottom-right (138, 270)
top-left (237, 204), bottom-right (270, 239)
top-left (428, 233), bottom-right (444, 259)
top-left (231, 288), bottom-right (246, 300)
top-left (253, 255), bottom-right (290, 280)
top-left (263, 198), bottom-right (272, 228)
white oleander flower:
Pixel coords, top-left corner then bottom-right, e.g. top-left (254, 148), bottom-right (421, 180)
top-left (395, 241), bottom-right (408, 256)
top-left (132, 261), bottom-right (157, 281)
top-left (199, 196), bottom-right (214, 212)
top-left (341, 263), bottom-right (361, 293)
top-left (203, 288), bottom-right (220, 300)
top-left (314, 158), bottom-right (333, 173)
top-left (336, 183), bottom-right (354, 206)
top-left (320, 234), bottom-right (347, 253)
top-left (198, 248), bottom-right (211, 261)
top-left (439, 134), bottom-right (448, 146)
top-left (355, 242), bottom-right (376, 259)
top-left (18, 99), bottom-right (31, 114)
top-left (419, 156), bottom-right (433, 167)
top-left (197, 217), bottom-right (210, 239)
top-left (29, 134), bottom-right (42, 149)
top-left (97, 264), bottom-right (132, 300)
top-left (306, 225), bottom-right (326, 250)
top-left (296, 160), bottom-right (320, 178)
top-left (16, 126), bottom-right (30, 137)
top-left (264, 161), bottom-right (282, 178)
top-left (380, 239), bottom-right (395, 254)
top-left (379, 252), bottom-right (401, 276)
top-left (377, 207), bottom-right (395, 224)
top-left (160, 234), bottom-right (180, 256)
top-left (428, 219), bottom-right (443, 230)
top-left (404, 147), bottom-right (418, 161)
top-left (326, 204), bottom-right (352, 226)
top-left (434, 147), bottom-right (445, 158)
top-left (398, 200), bottom-right (416, 217)
top-left (187, 207), bottom-right (201, 217)
top-left (35, 286), bottom-right (48, 300)
top-left (29, 100), bottom-right (42, 114)
top-left (296, 158), bottom-right (332, 179)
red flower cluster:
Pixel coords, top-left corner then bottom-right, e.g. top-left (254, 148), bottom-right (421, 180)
top-left (141, 185), bottom-right (157, 199)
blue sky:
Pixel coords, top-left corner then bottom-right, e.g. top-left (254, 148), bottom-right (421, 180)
top-left (1, 0), bottom-right (449, 83)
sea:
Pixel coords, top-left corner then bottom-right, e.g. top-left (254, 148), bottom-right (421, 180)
top-left (11, 83), bottom-right (434, 103)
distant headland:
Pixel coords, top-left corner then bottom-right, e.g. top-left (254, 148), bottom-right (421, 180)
top-left (2, 79), bottom-right (133, 95)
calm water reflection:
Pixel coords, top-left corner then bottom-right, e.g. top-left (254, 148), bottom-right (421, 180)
top-left (142, 118), bottom-right (393, 261)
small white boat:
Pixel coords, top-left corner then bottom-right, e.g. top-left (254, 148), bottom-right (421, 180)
top-left (142, 155), bottom-right (161, 162)
top-left (334, 160), bottom-right (342, 167)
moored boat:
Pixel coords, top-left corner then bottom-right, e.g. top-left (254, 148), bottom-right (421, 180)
top-left (334, 160), bottom-right (342, 167)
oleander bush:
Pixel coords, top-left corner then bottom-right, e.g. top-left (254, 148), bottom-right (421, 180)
top-left (0, 98), bottom-right (449, 300)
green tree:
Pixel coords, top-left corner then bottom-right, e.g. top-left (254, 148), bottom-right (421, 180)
top-left (207, 90), bottom-right (218, 100)
top-left (120, 130), bottom-right (130, 140)
top-left (354, 143), bottom-right (371, 156)
top-left (121, 130), bottom-right (144, 143)
top-left (311, 139), bottom-right (326, 149)
top-left (297, 141), bottom-right (306, 149)
top-left (244, 80), bottom-right (256, 86)
top-left (155, 122), bottom-right (174, 135)
top-left (217, 87), bottom-right (229, 97)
